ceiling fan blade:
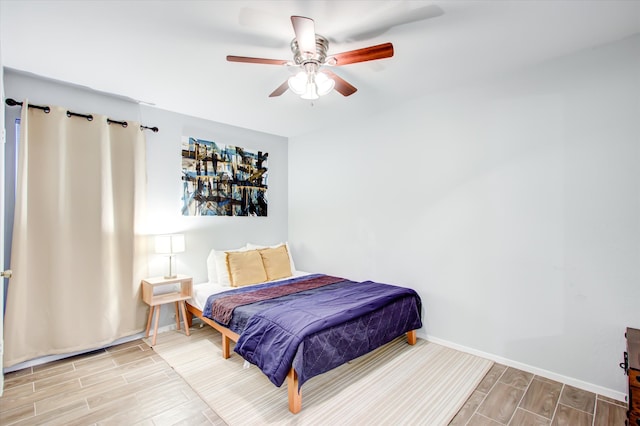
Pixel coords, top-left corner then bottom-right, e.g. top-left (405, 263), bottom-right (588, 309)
top-left (331, 43), bottom-right (394, 66)
top-left (269, 80), bottom-right (289, 97)
top-left (323, 70), bottom-right (357, 97)
top-left (227, 55), bottom-right (288, 65)
top-left (291, 16), bottom-right (316, 55)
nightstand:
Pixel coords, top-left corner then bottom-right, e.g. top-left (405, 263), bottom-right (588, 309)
top-left (141, 274), bottom-right (193, 345)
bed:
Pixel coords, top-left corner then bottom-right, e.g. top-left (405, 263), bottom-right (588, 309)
top-left (184, 244), bottom-right (422, 414)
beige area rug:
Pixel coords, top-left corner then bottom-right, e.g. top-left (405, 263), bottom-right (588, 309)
top-left (149, 326), bottom-right (493, 425)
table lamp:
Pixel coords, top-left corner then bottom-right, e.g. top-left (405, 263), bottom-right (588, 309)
top-left (155, 234), bottom-right (185, 279)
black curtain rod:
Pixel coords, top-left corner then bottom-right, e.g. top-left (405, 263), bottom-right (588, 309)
top-left (5, 98), bottom-right (159, 133)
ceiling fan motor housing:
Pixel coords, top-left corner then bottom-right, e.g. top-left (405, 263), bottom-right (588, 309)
top-left (290, 35), bottom-right (329, 66)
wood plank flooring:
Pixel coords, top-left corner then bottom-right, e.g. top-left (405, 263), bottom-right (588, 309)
top-left (0, 326), bottom-right (629, 425)
top-left (0, 330), bottom-right (226, 425)
top-left (449, 363), bottom-right (628, 426)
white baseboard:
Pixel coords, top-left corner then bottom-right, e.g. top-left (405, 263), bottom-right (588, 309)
top-left (422, 333), bottom-right (627, 403)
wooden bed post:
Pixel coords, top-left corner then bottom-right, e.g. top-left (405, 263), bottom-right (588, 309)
top-left (185, 304), bottom-right (239, 359)
top-left (221, 334), bottom-right (231, 359)
top-left (184, 308), bottom-right (193, 328)
top-left (407, 330), bottom-right (417, 345)
top-left (287, 368), bottom-right (302, 414)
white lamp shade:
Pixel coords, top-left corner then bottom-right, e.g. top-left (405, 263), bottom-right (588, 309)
top-left (301, 82), bottom-right (319, 100)
top-left (288, 69), bottom-right (333, 99)
top-left (316, 72), bottom-right (335, 96)
top-left (155, 234), bottom-right (185, 254)
top-left (288, 72), bottom-right (307, 95)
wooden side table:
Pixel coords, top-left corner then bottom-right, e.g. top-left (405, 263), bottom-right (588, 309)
top-left (141, 274), bottom-right (193, 345)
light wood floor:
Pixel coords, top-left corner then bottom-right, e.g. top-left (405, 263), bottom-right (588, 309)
top-left (0, 326), bottom-right (629, 425)
top-left (0, 328), bottom-right (226, 425)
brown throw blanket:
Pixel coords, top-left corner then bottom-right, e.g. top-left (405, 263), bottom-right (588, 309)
top-left (210, 275), bottom-right (345, 325)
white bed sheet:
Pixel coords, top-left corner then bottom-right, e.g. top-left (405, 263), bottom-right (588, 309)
top-left (188, 270), bottom-right (312, 311)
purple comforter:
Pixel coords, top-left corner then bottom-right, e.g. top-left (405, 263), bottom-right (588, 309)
top-left (228, 278), bottom-right (423, 388)
top-left (209, 275), bottom-right (344, 325)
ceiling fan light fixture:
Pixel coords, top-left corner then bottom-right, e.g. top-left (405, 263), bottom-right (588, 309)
top-left (316, 72), bottom-right (335, 96)
top-left (301, 82), bottom-right (319, 100)
top-left (288, 71), bottom-right (308, 95)
top-left (288, 64), bottom-right (334, 99)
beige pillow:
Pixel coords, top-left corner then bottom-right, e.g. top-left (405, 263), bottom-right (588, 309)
top-left (226, 250), bottom-right (268, 287)
top-left (214, 246), bottom-right (250, 286)
top-left (259, 245), bottom-right (292, 281)
top-left (247, 242), bottom-right (296, 272)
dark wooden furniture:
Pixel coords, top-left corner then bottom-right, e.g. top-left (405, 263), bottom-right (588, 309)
top-left (625, 327), bottom-right (640, 425)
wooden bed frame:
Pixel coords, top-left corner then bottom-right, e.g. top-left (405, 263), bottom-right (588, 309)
top-left (184, 303), bottom-right (417, 414)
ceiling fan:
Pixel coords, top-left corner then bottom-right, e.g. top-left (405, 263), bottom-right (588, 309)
top-left (226, 15), bottom-right (396, 100)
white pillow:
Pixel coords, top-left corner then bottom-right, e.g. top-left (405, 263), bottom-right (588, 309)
top-left (206, 245), bottom-right (250, 285)
top-left (206, 249), bottom-right (218, 283)
top-left (246, 242), bottom-right (296, 272)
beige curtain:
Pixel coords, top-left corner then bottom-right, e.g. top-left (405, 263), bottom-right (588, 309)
top-left (3, 101), bottom-right (148, 367)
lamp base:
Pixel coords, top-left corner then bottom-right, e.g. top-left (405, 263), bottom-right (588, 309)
top-left (164, 255), bottom-right (178, 280)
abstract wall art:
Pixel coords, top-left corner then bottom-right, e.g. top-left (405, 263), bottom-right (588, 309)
top-left (181, 136), bottom-right (268, 216)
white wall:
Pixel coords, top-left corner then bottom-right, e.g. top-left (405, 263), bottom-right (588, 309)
top-left (3, 70), bottom-right (288, 332)
top-left (289, 34), bottom-right (640, 399)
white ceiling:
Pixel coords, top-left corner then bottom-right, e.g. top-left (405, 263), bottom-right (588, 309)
top-left (2, 1), bottom-right (639, 138)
